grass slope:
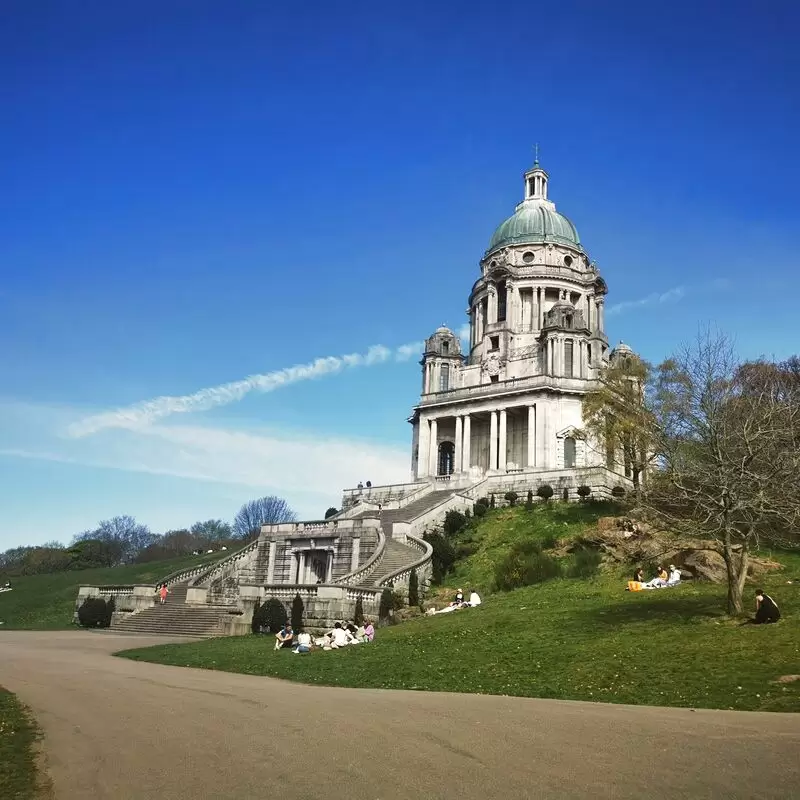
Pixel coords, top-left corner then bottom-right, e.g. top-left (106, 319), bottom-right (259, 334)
top-left (0, 551), bottom-right (223, 630)
top-left (0, 688), bottom-right (43, 799)
top-left (118, 550), bottom-right (800, 712)
top-left (446, 501), bottom-right (617, 591)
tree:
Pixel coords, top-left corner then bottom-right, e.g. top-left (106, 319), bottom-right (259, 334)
top-left (263, 597), bottom-right (287, 632)
top-left (408, 569), bottom-right (419, 607)
top-left (251, 600), bottom-right (264, 634)
top-left (378, 588), bottom-right (394, 623)
top-left (291, 593), bottom-right (304, 632)
top-left (423, 532), bottom-right (456, 583)
top-left (324, 507), bottom-right (338, 519)
top-left (77, 597), bottom-right (110, 628)
top-left (71, 516), bottom-right (156, 566)
top-left (582, 350), bottom-right (657, 492)
top-left (190, 520), bottom-right (233, 542)
top-left (443, 510), bottom-right (467, 537)
top-left (577, 485), bottom-right (591, 501)
top-left (233, 496), bottom-right (297, 539)
top-left (353, 596), bottom-right (364, 626)
top-left (504, 491), bottom-right (519, 506)
top-left (644, 331), bottom-right (800, 615)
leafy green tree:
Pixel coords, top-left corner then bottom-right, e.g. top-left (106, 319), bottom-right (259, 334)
top-left (443, 510), bottom-right (467, 537)
top-left (504, 491), bottom-right (518, 506)
top-left (263, 597), bottom-right (287, 632)
top-left (378, 588), bottom-right (394, 623)
top-left (537, 485), bottom-right (554, 502)
top-left (353, 596), bottom-right (364, 627)
top-left (291, 593), bottom-right (304, 632)
top-left (423, 532), bottom-right (456, 583)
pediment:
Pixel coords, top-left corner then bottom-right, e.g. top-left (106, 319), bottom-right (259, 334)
top-left (555, 425), bottom-right (585, 439)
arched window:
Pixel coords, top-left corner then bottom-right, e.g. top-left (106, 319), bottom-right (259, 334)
top-left (564, 436), bottom-right (577, 468)
top-left (439, 363), bottom-right (450, 392)
top-left (438, 441), bottom-right (455, 476)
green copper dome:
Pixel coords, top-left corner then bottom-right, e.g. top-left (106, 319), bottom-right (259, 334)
top-left (487, 202), bottom-right (581, 253)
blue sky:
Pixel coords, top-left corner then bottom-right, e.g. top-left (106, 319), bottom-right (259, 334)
top-left (1, 1), bottom-right (798, 549)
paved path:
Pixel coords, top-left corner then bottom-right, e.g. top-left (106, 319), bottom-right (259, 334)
top-left (1, 631), bottom-right (799, 800)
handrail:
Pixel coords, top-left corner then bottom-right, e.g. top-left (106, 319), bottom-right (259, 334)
top-left (377, 533), bottom-right (433, 588)
top-left (338, 529), bottom-right (386, 586)
top-left (188, 538), bottom-right (260, 588)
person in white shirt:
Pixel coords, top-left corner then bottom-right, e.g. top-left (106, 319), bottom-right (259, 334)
top-left (468, 590), bottom-right (482, 606)
top-left (668, 565), bottom-right (682, 584)
top-left (293, 631), bottom-right (312, 654)
top-left (328, 622), bottom-right (353, 648)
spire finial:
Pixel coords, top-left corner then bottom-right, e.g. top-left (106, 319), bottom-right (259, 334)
top-left (533, 142), bottom-right (540, 166)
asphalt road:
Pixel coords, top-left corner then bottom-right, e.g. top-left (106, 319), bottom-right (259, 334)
top-left (1, 631), bottom-right (799, 799)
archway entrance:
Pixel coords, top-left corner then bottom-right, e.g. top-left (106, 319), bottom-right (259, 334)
top-left (438, 441), bottom-right (455, 476)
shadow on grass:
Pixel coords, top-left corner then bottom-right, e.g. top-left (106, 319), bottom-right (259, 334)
top-left (587, 592), bottom-right (725, 626)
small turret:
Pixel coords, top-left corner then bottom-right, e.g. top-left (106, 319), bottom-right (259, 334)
top-left (421, 326), bottom-right (462, 394)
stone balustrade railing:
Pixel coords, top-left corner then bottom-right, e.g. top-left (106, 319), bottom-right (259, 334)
top-left (338, 529), bottom-right (386, 586)
top-left (188, 538), bottom-right (260, 588)
top-left (377, 533), bottom-right (433, 588)
top-left (341, 481), bottom-right (423, 509)
top-left (420, 374), bottom-right (595, 406)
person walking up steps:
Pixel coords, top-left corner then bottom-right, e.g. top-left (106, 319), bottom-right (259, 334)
top-left (158, 584), bottom-right (169, 605)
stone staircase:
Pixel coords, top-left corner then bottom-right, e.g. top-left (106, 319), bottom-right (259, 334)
top-left (112, 583), bottom-right (230, 637)
top-left (365, 538), bottom-right (422, 587)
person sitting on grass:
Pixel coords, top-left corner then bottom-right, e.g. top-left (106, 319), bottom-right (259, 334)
top-left (667, 565), bottom-right (682, 585)
top-left (451, 589), bottom-right (465, 607)
top-left (363, 619), bottom-right (375, 642)
top-left (274, 622), bottom-right (293, 650)
top-left (642, 566), bottom-right (668, 589)
top-left (753, 589), bottom-right (781, 624)
top-left (326, 621), bottom-right (354, 649)
top-left (293, 630), bottom-right (313, 654)
top-left (468, 589), bottom-right (482, 606)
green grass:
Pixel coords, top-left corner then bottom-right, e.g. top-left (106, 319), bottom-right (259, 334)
top-left (0, 688), bottom-right (43, 799)
top-left (447, 501), bottom-right (619, 591)
top-left (118, 554), bottom-right (800, 712)
top-left (0, 551), bottom-right (224, 630)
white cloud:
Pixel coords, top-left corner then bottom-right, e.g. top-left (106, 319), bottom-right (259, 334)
top-left (606, 286), bottom-right (686, 316)
top-left (67, 340), bottom-right (423, 437)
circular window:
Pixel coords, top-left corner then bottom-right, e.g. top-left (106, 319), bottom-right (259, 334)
top-left (563, 255), bottom-right (573, 267)
top-left (522, 251), bottom-right (535, 263)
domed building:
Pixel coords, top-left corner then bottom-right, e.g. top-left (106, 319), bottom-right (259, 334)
top-left (403, 159), bottom-right (634, 496)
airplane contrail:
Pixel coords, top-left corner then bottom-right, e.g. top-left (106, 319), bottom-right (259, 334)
top-left (67, 341), bottom-right (422, 437)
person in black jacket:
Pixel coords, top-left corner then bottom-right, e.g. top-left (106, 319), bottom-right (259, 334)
top-left (754, 589), bottom-right (781, 624)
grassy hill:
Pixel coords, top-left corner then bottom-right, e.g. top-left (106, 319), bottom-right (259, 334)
top-left (0, 551), bottom-right (224, 630)
top-left (118, 505), bottom-right (800, 712)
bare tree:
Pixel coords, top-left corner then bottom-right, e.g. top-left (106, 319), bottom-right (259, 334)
top-left (72, 515), bottom-right (156, 566)
top-left (232, 496), bottom-right (297, 539)
top-left (190, 519), bottom-right (233, 542)
top-left (581, 350), bottom-right (657, 492)
top-left (645, 330), bottom-right (800, 614)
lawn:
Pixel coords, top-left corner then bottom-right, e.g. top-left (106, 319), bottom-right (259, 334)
top-left (0, 551), bottom-right (224, 630)
top-left (118, 555), bottom-right (800, 712)
top-left (0, 688), bottom-right (43, 800)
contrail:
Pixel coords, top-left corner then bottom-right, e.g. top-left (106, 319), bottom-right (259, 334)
top-left (68, 341), bottom-right (423, 437)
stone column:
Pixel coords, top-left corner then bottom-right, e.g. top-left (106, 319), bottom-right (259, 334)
top-left (417, 418), bottom-right (430, 478)
top-left (507, 282), bottom-right (516, 328)
top-left (528, 405), bottom-right (536, 468)
top-left (488, 287), bottom-right (497, 324)
top-left (536, 399), bottom-right (548, 468)
top-left (266, 540), bottom-right (277, 583)
top-left (429, 417), bottom-right (439, 476)
top-left (297, 551), bottom-right (306, 584)
top-left (498, 408), bottom-right (508, 471)
top-left (326, 551), bottom-right (333, 582)
top-left (463, 414), bottom-right (472, 473)
top-left (598, 298), bottom-right (605, 331)
top-left (538, 288), bottom-right (544, 329)
top-left (454, 415), bottom-right (463, 472)
top-left (350, 537), bottom-right (361, 572)
top-left (489, 410), bottom-right (498, 471)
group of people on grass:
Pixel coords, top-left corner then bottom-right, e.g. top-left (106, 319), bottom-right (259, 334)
top-left (427, 588), bottom-right (482, 615)
top-left (274, 619), bottom-right (376, 654)
top-left (626, 565), bottom-right (682, 592)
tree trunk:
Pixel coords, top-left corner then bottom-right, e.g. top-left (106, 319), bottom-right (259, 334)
top-left (722, 534), bottom-right (749, 616)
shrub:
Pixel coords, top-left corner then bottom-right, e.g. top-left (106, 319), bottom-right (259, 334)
top-left (577, 485), bottom-right (591, 501)
top-left (567, 547), bottom-right (603, 579)
top-left (324, 507), bottom-right (338, 519)
top-left (537, 485), bottom-right (554, 502)
top-left (490, 494), bottom-right (496, 508)
top-left (476, 497), bottom-right (489, 508)
top-left (526, 489), bottom-right (534, 505)
top-left (464, 507), bottom-right (471, 520)
top-left (291, 593), bottom-right (304, 632)
top-left (251, 600), bottom-right (264, 634)
top-left (443, 510), bottom-right (468, 537)
top-left (263, 597), bottom-right (287, 633)
top-left (353, 596), bottom-right (364, 627)
top-left (473, 503), bottom-right (487, 518)
top-left (392, 590), bottom-right (406, 612)
top-left (612, 486), bottom-right (627, 499)
top-left (494, 540), bottom-right (562, 591)
top-left (104, 595), bottom-right (115, 627)
top-left (77, 597), bottom-right (110, 628)
top-left (408, 569), bottom-right (419, 607)
top-left (504, 491), bottom-right (519, 506)
top-left (455, 542), bottom-right (478, 560)
top-left (562, 488), bottom-right (570, 502)
top-left (378, 588), bottom-right (394, 623)
top-left (424, 532), bottom-right (456, 583)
